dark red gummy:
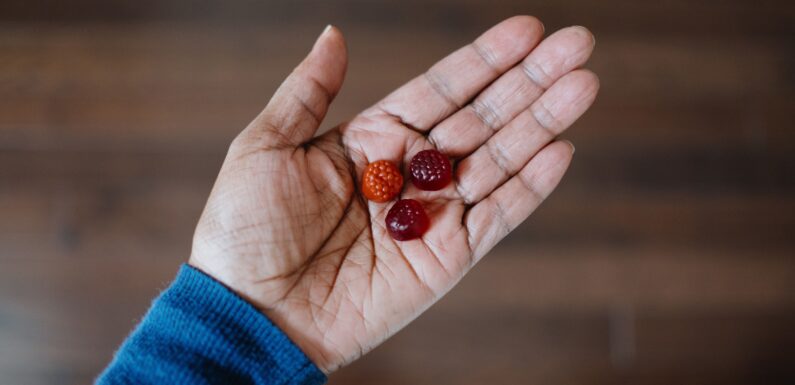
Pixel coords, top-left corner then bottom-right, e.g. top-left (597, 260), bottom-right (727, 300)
top-left (409, 149), bottom-right (452, 191)
top-left (385, 199), bottom-right (430, 241)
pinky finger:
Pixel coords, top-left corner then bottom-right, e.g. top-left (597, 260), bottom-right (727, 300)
top-left (464, 140), bottom-right (574, 261)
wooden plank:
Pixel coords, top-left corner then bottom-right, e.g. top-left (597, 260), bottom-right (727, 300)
top-left (0, 24), bottom-right (454, 150)
top-left (3, 144), bottom-right (793, 252)
top-left (2, 187), bottom-right (794, 260)
top-left (1, 26), bottom-right (792, 151)
top-left (3, 245), bottom-right (792, 383)
top-left (2, 244), bottom-right (793, 329)
top-left (5, 265), bottom-right (791, 385)
top-left (0, 181), bottom-right (206, 259)
top-left (626, 311), bottom-right (795, 384)
top-left (0, 0), bottom-right (792, 38)
top-left (570, 99), bottom-right (795, 151)
top-left (2, 169), bottom-right (794, 256)
top-left (7, 186), bottom-right (791, 310)
top-left (333, 309), bottom-right (795, 385)
top-left (522, 189), bottom-right (795, 250)
top-left (332, 310), bottom-right (613, 385)
top-left (449, 246), bottom-right (795, 312)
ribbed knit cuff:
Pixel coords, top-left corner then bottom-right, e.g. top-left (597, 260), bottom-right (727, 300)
top-left (97, 264), bottom-right (326, 385)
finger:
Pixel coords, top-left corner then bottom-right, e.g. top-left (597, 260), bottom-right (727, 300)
top-left (455, 69), bottom-right (599, 204)
top-left (239, 25), bottom-right (348, 149)
top-left (369, 16), bottom-right (544, 131)
top-left (465, 140), bottom-right (574, 261)
top-left (428, 26), bottom-right (595, 156)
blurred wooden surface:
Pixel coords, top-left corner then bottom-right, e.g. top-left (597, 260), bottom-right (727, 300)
top-left (1, 1), bottom-right (794, 384)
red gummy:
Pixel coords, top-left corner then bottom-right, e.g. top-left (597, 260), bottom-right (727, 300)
top-left (409, 149), bottom-right (452, 191)
top-left (385, 199), bottom-right (430, 241)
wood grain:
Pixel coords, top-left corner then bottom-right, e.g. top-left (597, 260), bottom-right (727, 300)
top-left (1, 1), bottom-right (794, 384)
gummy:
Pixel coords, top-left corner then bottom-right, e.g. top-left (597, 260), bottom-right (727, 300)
top-left (386, 199), bottom-right (430, 241)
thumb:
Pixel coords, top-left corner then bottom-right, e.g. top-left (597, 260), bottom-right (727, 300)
top-left (241, 25), bottom-right (348, 149)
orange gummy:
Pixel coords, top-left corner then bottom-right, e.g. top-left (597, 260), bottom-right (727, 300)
top-left (361, 160), bottom-right (403, 203)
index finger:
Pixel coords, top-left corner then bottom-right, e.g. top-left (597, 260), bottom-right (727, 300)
top-left (367, 16), bottom-right (545, 132)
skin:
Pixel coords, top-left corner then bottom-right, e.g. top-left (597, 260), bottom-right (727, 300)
top-left (189, 16), bottom-right (599, 373)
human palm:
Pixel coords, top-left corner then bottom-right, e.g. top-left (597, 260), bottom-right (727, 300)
top-left (189, 17), bottom-right (598, 373)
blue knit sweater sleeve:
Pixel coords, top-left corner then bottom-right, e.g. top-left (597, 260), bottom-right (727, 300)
top-left (96, 264), bottom-right (326, 385)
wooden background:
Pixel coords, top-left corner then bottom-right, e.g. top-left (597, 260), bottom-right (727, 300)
top-left (1, 0), bottom-right (794, 384)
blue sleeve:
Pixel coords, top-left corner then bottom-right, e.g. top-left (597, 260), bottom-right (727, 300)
top-left (96, 264), bottom-right (326, 385)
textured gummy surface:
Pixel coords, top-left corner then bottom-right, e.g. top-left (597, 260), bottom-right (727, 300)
top-left (362, 160), bottom-right (403, 202)
top-left (410, 149), bottom-right (452, 191)
top-left (386, 199), bottom-right (430, 241)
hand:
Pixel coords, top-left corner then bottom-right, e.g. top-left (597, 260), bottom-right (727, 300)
top-left (189, 16), bottom-right (598, 373)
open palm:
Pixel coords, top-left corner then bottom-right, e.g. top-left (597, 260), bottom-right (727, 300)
top-left (189, 16), bottom-right (598, 373)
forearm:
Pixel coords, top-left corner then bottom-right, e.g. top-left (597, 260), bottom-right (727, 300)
top-left (96, 265), bottom-right (325, 385)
